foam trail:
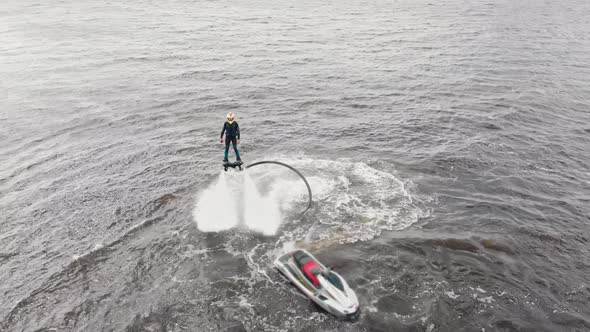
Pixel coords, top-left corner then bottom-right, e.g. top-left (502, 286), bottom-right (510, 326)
top-left (243, 171), bottom-right (281, 236)
top-left (193, 172), bottom-right (239, 232)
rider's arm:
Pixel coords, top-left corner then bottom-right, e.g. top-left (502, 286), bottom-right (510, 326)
top-left (220, 122), bottom-right (226, 138)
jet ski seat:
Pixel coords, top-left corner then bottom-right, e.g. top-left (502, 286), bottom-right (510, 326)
top-left (293, 250), bottom-right (321, 286)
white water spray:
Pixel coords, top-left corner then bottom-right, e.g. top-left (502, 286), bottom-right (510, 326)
top-left (193, 171), bottom-right (283, 235)
top-left (193, 172), bottom-right (239, 232)
top-left (243, 172), bottom-right (281, 235)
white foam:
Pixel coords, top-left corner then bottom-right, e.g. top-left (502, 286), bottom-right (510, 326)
top-left (445, 290), bottom-right (460, 299)
top-left (477, 296), bottom-right (494, 304)
top-left (270, 156), bottom-right (420, 245)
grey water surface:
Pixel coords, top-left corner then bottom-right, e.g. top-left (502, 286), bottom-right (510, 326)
top-left (2, 0), bottom-right (590, 331)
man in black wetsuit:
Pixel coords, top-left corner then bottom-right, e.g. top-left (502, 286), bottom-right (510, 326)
top-left (219, 112), bottom-right (241, 162)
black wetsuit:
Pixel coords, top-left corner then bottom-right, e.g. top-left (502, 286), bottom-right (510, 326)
top-left (221, 121), bottom-right (240, 161)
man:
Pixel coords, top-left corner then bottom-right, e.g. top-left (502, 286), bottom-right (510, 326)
top-left (220, 112), bottom-right (241, 163)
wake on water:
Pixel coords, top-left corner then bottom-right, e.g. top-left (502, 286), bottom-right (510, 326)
top-left (192, 158), bottom-right (422, 243)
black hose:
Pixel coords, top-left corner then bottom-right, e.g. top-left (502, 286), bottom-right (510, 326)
top-left (246, 160), bottom-right (313, 214)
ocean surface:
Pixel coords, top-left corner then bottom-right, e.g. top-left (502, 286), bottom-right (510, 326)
top-left (2, 0), bottom-right (590, 331)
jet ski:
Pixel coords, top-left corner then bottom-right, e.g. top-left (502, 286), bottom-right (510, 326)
top-left (274, 249), bottom-right (360, 320)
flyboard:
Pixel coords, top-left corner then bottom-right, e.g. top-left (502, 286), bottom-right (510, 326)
top-left (223, 160), bottom-right (243, 171)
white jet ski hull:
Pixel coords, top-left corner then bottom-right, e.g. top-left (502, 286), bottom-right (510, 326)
top-left (274, 249), bottom-right (360, 319)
